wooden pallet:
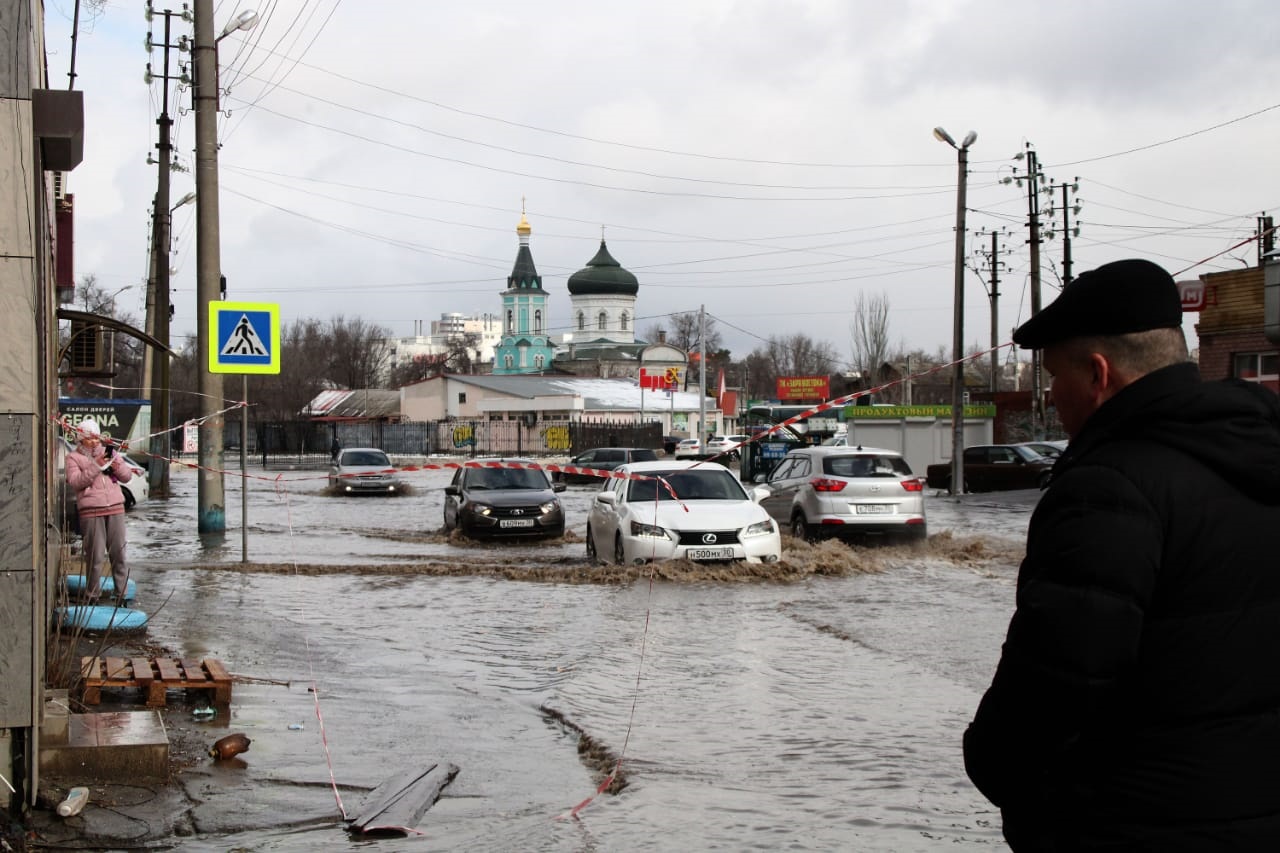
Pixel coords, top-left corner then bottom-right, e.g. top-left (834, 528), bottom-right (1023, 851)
top-left (80, 656), bottom-right (233, 708)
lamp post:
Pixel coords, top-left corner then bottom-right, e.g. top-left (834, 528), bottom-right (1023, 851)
top-left (934, 126), bottom-right (976, 497)
top-left (193, 1), bottom-right (256, 536)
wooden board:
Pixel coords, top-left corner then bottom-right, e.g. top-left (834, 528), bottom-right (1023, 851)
top-left (80, 656), bottom-right (233, 707)
top-left (57, 605), bottom-right (149, 633)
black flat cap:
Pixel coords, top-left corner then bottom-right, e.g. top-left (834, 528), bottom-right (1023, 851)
top-left (1013, 258), bottom-right (1183, 349)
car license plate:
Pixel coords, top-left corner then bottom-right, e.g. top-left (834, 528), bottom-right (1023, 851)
top-left (855, 504), bottom-right (892, 515)
top-left (687, 547), bottom-right (734, 560)
top-left (500, 518), bottom-right (536, 528)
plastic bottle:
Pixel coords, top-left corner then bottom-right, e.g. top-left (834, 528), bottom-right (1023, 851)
top-left (287, 723), bottom-right (304, 731)
top-left (57, 786), bottom-right (89, 817)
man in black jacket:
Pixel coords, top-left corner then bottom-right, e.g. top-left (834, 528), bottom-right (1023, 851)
top-left (964, 258), bottom-right (1280, 850)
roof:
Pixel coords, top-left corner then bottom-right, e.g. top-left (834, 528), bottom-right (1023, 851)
top-left (304, 389), bottom-right (402, 419)
top-left (567, 240), bottom-right (639, 296)
top-left (437, 374), bottom-right (713, 412)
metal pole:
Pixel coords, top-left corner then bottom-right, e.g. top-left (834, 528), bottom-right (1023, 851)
top-left (1025, 146), bottom-right (1045, 441)
top-left (194, 0), bottom-right (225, 535)
top-left (950, 142), bottom-right (972, 497)
top-left (698, 305), bottom-right (706, 447)
top-left (989, 230), bottom-right (1000, 393)
top-left (242, 374), bottom-right (248, 562)
top-left (148, 10), bottom-right (175, 497)
top-left (1061, 181), bottom-right (1075, 286)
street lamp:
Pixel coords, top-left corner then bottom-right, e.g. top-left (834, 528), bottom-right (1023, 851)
top-left (193, 1), bottom-right (257, 536)
top-left (934, 126), bottom-right (976, 497)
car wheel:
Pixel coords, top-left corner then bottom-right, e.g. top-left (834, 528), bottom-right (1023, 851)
top-left (585, 525), bottom-right (598, 562)
top-left (614, 533), bottom-right (626, 565)
top-left (790, 513), bottom-right (813, 542)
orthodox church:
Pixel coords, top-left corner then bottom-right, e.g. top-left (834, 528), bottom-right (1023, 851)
top-left (492, 211), bottom-right (555, 374)
top-left (491, 209), bottom-right (686, 382)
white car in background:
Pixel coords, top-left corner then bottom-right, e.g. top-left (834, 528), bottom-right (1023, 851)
top-left (585, 461), bottom-right (781, 565)
top-left (673, 438), bottom-right (702, 459)
top-left (705, 434), bottom-right (750, 460)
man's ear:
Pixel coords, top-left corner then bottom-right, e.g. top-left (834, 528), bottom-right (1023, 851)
top-left (1089, 351), bottom-right (1117, 400)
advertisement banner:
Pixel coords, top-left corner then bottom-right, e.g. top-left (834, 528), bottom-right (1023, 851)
top-left (776, 375), bottom-right (830, 401)
top-left (59, 398), bottom-right (150, 443)
top-left (841, 403), bottom-right (997, 419)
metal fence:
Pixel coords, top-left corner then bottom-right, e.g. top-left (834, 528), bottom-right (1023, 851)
top-left (249, 419), bottom-right (663, 468)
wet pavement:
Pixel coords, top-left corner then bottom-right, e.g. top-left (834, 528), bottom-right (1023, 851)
top-left (29, 460), bottom-right (1040, 851)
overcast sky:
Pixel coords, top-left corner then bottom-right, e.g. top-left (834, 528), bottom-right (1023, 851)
top-left (45, 0), bottom-right (1280, 370)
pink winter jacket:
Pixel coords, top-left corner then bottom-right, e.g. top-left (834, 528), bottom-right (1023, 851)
top-left (66, 444), bottom-right (132, 518)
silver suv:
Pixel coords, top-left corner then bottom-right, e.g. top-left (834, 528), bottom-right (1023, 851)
top-left (759, 446), bottom-right (926, 543)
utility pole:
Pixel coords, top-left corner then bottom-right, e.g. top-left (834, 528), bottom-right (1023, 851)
top-left (974, 227), bottom-right (1011, 392)
top-left (1004, 143), bottom-right (1045, 439)
top-left (698, 305), bottom-right (706, 444)
top-left (1046, 178), bottom-right (1082, 286)
top-left (193, 0), bottom-right (225, 535)
top-left (144, 4), bottom-right (188, 497)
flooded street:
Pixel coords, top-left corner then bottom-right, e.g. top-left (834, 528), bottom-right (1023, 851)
top-left (117, 461), bottom-right (1037, 851)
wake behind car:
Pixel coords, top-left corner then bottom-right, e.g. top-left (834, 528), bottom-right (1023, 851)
top-left (328, 448), bottom-right (404, 495)
top-left (444, 458), bottom-right (566, 539)
top-left (759, 446), bottom-right (926, 543)
top-left (554, 447), bottom-right (659, 484)
top-left (586, 460), bottom-right (781, 565)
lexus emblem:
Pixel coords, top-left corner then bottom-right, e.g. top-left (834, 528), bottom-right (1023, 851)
top-left (510, 508), bottom-right (524, 516)
top-left (702, 533), bottom-right (718, 544)
top-left (870, 485), bottom-right (881, 493)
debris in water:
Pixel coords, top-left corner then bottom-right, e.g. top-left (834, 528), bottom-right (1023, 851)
top-left (57, 787), bottom-right (89, 817)
top-left (209, 732), bottom-right (252, 760)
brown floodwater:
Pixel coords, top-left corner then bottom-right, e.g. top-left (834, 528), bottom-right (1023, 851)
top-left (101, 462), bottom-right (1036, 850)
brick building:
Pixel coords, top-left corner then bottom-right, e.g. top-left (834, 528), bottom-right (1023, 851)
top-left (1194, 266), bottom-right (1279, 393)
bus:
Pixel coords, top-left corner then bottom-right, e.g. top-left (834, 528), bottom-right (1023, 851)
top-left (739, 403), bottom-right (846, 482)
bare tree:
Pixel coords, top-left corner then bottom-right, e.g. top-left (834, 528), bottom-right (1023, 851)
top-left (745, 333), bottom-right (840, 399)
top-left (327, 315), bottom-right (392, 389)
top-left (848, 291), bottom-right (891, 387)
top-left (643, 311), bottom-right (722, 354)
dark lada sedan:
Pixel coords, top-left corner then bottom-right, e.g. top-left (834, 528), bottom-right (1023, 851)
top-left (443, 459), bottom-right (566, 539)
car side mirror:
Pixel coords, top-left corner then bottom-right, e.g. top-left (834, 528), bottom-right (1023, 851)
top-left (753, 473), bottom-right (768, 484)
top-left (595, 491), bottom-right (617, 505)
top-left (751, 486), bottom-right (769, 503)
top-left (553, 482), bottom-right (567, 493)
top-left (444, 485), bottom-right (460, 496)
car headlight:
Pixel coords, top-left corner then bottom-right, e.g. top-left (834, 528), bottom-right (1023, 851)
top-left (743, 519), bottom-right (776, 538)
top-left (630, 520), bottom-right (670, 539)
top-left (469, 502), bottom-right (493, 516)
top-left (539, 500), bottom-right (560, 514)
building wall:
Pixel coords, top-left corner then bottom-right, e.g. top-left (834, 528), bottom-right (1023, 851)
top-left (1196, 267), bottom-right (1279, 392)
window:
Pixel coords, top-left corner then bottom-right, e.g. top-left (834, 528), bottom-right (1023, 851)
top-left (534, 354), bottom-right (545, 369)
top-left (598, 311), bottom-right (607, 331)
top-left (534, 310), bottom-right (543, 334)
top-left (1234, 352), bottom-right (1279, 382)
top-left (506, 309), bottom-right (513, 333)
top-left (577, 311), bottom-right (585, 331)
top-left (503, 354), bottom-right (514, 368)
top-left (458, 392), bottom-right (467, 404)
top-left (620, 312), bottom-right (629, 331)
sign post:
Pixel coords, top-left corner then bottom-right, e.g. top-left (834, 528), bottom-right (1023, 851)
top-left (209, 301), bottom-right (280, 562)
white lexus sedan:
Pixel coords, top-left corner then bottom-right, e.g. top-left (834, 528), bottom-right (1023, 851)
top-left (586, 460), bottom-right (781, 565)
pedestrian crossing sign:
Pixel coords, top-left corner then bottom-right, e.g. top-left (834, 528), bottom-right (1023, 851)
top-left (209, 301), bottom-right (281, 374)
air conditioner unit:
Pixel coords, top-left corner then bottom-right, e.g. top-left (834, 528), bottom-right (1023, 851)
top-left (69, 320), bottom-right (103, 371)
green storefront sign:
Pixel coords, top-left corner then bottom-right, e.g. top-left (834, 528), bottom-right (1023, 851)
top-left (842, 404), bottom-right (997, 419)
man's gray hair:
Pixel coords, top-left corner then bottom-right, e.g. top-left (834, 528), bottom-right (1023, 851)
top-left (1069, 327), bottom-right (1189, 379)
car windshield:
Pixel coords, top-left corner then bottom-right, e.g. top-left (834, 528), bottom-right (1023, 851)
top-left (465, 467), bottom-right (550, 490)
top-left (824, 454), bottom-right (911, 477)
top-left (626, 469), bottom-right (746, 502)
top-left (340, 451), bottom-right (390, 467)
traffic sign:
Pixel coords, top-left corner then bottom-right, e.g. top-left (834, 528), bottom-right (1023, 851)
top-left (209, 301), bottom-right (281, 374)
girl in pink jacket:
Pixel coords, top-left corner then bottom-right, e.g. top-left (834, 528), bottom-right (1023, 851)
top-left (65, 418), bottom-right (133, 602)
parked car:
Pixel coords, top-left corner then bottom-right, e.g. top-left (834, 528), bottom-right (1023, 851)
top-left (554, 447), bottom-right (659, 484)
top-left (1016, 440), bottom-right (1068, 459)
top-left (674, 438), bottom-right (702, 459)
top-left (585, 460), bottom-right (781, 565)
top-left (925, 444), bottom-right (1055, 493)
top-left (705, 434), bottom-right (751, 460)
top-left (328, 448), bottom-right (404, 495)
top-left (443, 459), bottom-right (566, 539)
top-left (759, 446), bottom-right (926, 543)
